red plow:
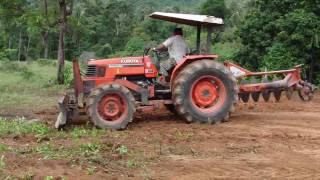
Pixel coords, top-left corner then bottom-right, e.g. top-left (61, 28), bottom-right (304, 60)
top-left (225, 61), bottom-right (316, 103)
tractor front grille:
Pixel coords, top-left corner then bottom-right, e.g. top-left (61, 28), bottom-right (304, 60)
top-left (85, 65), bottom-right (97, 77)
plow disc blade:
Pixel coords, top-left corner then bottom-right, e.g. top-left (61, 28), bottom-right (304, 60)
top-left (262, 91), bottom-right (271, 102)
top-left (251, 92), bottom-right (260, 102)
top-left (240, 79), bottom-right (250, 103)
top-left (240, 93), bottom-right (250, 103)
top-left (272, 77), bottom-right (282, 102)
top-left (250, 75), bottom-right (260, 102)
top-left (286, 87), bottom-right (294, 100)
top-left (274, 90), bottom-right (282, 102)
top-left (261, 77), bottom-right (271, 102)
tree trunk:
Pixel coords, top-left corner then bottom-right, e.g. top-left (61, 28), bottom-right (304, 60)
top-left (43, 0), bottom-right (49, 59)
top-left (8, 35), bottom-right (12, 49)
top-left (43, 32), bottom-right (49, 59)
top-left (57, 0), bottom-right (67, 84)
top-left (18, 30), bottom-right (22, 61)
top-left (309, 55), bottom-right (315, 83)
top-left (26, 36), bottom-right (30, 59)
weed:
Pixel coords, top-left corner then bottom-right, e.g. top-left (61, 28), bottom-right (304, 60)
top-left (0, 118), bottom-right (51, 137)
top-left (0, 144), bottom-right (8, 152)
top-left (64, 63), bottom-right (73, 86)
top-left (117, 145), bottom-right (128, 156)
top-left (0, 155), bottom-right (5, 169)
top-left (20, 68), bottom-right (35, 80)
top-left (20, 171), bottom-right (35, 180)
top-left (127, 160), bottom-right (138, 168)
top-left (3, 175), bottom-right (15, 180)
top-left (87, 166), bottom-right (97, 175)
top-left (79, 143), bottom-right (102, 157)
top-left (174, 131), bottom-right (194, 141)
top-left (36, 143), bottom-right (55, 160)
top-left (70, 127), bottom-right (101, 139)
top-left (44, 176), bottom-right (54, 180)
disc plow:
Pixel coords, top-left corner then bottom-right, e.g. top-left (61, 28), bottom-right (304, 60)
top-left (225, 62), bottom-right (317, 103)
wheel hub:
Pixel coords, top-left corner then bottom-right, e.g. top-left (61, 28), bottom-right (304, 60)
top-left (192, 78), bottom-right (219, 108)
top-left (99, 95), bottom-right (125, 121)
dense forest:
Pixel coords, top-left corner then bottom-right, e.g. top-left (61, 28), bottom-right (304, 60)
top-left (0, 0), bottom-right (319, 84)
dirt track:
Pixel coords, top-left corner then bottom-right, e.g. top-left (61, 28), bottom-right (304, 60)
top-left (1, 93), bottom-right (320, 179)
top-left (129, 93), bottom-right (320, 179)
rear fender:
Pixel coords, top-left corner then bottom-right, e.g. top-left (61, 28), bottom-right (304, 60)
top-left (170, 55), bottom-right (219, 87)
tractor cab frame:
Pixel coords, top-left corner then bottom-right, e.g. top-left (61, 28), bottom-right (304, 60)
top-left (149, 12), bottom-right (224, 54)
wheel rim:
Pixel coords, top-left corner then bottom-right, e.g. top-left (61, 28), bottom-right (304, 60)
top-left (190, 76), bottom-right (227, 113)
top-left (98, 93), bottom-right (127, 123)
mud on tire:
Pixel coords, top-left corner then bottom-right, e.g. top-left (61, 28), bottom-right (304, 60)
top-left (87, 84), bottom-right (136, 130)
top-left (172, 60), bottom-right (238, 124)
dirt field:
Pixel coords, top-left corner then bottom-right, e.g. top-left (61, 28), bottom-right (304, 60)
top-left (1, 92), bottom-right (320, 179)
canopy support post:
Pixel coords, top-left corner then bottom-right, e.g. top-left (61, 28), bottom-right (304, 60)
top-left (196, 25), bottom-right (201, 54)
top-left (206, 26), bottom-right (213, 54)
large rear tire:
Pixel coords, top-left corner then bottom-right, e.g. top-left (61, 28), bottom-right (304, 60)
top-left (172, 60), bottom-right (238, 124)
top-left (87, 84), bottom-right (135, 130)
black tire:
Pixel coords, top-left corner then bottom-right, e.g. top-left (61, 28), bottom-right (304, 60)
top-left (87, 84), bottom-right (135, 130)
top-left (172, 60), bottom-right (238, 124)
top-left (164, 104), bottom-right (177, 114)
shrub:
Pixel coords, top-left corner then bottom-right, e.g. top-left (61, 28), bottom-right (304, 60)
top-left (0, 49), bottom-right (18, 61)
top-left (64, 63), bottom-right (73, 86)
top-left (36, 59), bottom-right (57, 66)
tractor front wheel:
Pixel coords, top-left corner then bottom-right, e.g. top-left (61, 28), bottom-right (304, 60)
top-left (87, 84), bottom-right (135, 130)
top-left (172, 60), bottom-right (238, 124)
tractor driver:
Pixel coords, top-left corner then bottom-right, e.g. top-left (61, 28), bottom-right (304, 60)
top-left (153, 27), bottom-right (189, 78)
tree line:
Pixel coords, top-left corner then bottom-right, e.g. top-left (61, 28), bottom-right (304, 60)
top-left (0, 0), bottom-right (319, 84)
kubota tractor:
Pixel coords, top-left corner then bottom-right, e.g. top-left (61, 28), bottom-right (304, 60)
top-left (55, 12), bottom-right (316, 130)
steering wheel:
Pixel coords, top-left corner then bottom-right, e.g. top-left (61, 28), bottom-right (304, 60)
top-left (157, 51), bottom-right (169, 58)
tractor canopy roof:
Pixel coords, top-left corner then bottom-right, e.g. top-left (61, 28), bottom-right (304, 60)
top-left (149, 12), bottom-right (224, 27)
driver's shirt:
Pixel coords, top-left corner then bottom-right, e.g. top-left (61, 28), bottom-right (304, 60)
top-left (163, 35), bottom-right (189, 63)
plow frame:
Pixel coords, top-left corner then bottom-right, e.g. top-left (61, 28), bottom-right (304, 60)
top-left (224, 61), bottom-right (304, 93)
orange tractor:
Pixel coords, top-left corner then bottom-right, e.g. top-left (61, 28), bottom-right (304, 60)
top-left (55, 12), bottom-right (316, 130)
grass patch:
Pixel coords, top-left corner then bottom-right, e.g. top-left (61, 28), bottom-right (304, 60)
top-left (0, 144), bottom-right (9, 152)
top-left (0, 155), bottom-right (5, 169)
top-left (0, 118), bottom-right (50, 137)
top-left (0, 61), bottom-right (67, 111)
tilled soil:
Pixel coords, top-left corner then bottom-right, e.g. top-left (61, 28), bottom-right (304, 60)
top-left (1, 93), bottom-right (320, 179)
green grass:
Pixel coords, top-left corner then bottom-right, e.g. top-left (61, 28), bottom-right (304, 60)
top-left (0, 60), bottom-right (68, 111)
top-left (0, 118), bottom-right (51, 137)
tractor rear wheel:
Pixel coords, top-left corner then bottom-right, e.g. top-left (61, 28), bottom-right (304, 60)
top-left (87, 84), bottom-right (135, 130)
top-left (172, 60), bottom-right (238, 124)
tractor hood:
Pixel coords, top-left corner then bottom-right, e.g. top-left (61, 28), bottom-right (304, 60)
top-left (87, 56), bottom-right (144, 67)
